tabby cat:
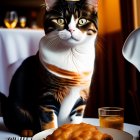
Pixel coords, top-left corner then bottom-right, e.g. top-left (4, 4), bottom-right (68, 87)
top-left (1, 0), bottom-right (98, 137)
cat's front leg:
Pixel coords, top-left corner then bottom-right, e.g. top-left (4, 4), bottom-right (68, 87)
top-left (39, 106), bottom-right (58, 130)
top-left (70, 99), bottom-right (86, 124)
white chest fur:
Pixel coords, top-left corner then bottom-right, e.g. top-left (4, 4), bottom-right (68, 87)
top-left (58, 87), bottom-right (81, 126)
top-left (39, 33), bottom-right (96, 75)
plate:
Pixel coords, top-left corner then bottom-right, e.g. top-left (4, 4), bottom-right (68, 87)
top-left (32, 126), bottom-right (133, 140)
top-left (32, 128), bottom-right (56, 140)
top-left (97, 127), bottom-right (133, 140)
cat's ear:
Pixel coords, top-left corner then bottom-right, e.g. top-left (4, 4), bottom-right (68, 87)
top-left (44, 0), bottom-right (57, 10)
top-left (87, 0), bottom-right (98, 12)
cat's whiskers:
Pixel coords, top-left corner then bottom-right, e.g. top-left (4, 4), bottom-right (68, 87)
top-left (48, 37), bottom-right (61, 49)
top-left (47, 37), bottom-right (59, 47)
top-left (71, 48), bottom-right (81, 73)
top-left (74, 47), bottom-right (87, 54)
top-left (45, 34), bottom-right (60, 48)
top-left (65, 48), bottom-right (80, 73)
top-left (45, 33), bottom-right (59, 39)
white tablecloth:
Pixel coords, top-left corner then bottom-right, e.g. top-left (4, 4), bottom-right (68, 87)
top-left (83, 118), bottom-right (140, 140)
top-left (0, 117), bottom-right (139, 140)
top-left (0, 28), bottom-right (44, 97)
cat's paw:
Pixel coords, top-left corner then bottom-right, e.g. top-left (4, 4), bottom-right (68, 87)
top-left (21, 129), bottom-right (33, 137)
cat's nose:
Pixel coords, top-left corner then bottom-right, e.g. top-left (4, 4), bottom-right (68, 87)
top-left (69, 29), bottom-right (75, 33)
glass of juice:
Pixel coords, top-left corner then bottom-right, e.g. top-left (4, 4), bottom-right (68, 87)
top-left (98, 107), bottom-right (124, 130)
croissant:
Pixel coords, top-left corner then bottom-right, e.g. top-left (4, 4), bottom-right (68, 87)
top-left (44, 123), bottom-right (113, 140)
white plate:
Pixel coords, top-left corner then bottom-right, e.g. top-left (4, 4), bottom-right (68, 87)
top-left (32, 128), bottom-right (56, 140)
top-left (32, 126), bottom-right (133, 140)
top-left (97, 127), bottom-right (133, 140)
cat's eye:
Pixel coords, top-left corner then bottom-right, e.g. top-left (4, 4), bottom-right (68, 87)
top-left (57, 18), bottom-right (65, 25)
top-left (78, 18), bottom-right (89, 26)
top-left (52, 18), bottom-right (65, 26)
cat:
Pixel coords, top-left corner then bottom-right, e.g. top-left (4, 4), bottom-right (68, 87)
top-left (1, 0), bottom-right (98, 137)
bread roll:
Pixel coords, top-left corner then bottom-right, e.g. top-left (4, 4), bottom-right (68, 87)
top-left (44, 123), bottom-right (113, 140)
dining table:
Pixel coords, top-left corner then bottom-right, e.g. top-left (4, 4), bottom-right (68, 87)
top-left (0, 117), bottom-right (139, 140)
top-left (0, 28), bottom-right (45, 97)
top-left (0, 28), bottom-right (140, 140)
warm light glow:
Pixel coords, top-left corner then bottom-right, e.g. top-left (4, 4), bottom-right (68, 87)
top-left (4, 19), bottom-right (18, 28)
top-left (133, 0), bottom-right (140, 28)
top-left (98, 0), bottom-right (122, 34)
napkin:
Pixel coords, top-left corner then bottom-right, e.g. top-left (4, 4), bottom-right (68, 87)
top-left (122, 28), bottom-right (140, 72)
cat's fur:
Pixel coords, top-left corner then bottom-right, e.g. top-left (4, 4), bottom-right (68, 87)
top-left (1, 0), bottom-right (98, 137)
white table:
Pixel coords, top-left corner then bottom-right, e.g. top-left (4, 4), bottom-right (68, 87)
top-left (83, 118), bottom-right (140, 140)
top-left (0, 28), bottom-right (44, 97)
top-left (0, 117), bottom-right (139, 140)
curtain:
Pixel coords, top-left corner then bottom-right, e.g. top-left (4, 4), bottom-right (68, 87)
top-left (84, 0), bottom-right (140, 125)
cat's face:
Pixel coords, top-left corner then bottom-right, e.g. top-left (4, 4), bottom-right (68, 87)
top-left (43, 0), bottom-right (98, 46)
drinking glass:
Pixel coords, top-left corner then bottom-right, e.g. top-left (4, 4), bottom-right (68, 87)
top-left (98, 107), bottom-right (124, 130)
top-left (19, 16), bottom-right (26, 28)
top-left (4, 11), bottom-right (18, 28)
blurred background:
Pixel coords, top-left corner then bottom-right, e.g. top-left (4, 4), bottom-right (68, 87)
top-left (0, 0), bottom-right (45, 28)
top-left (85, 0), bottom-right (140, 126)
top-left (0, 0), bottom-right (140, 125)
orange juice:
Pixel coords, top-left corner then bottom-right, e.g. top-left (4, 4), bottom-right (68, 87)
top-left (98, 107), bottom-right (124, 130)
top-left (99, 115), bottom-right (124, 130)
